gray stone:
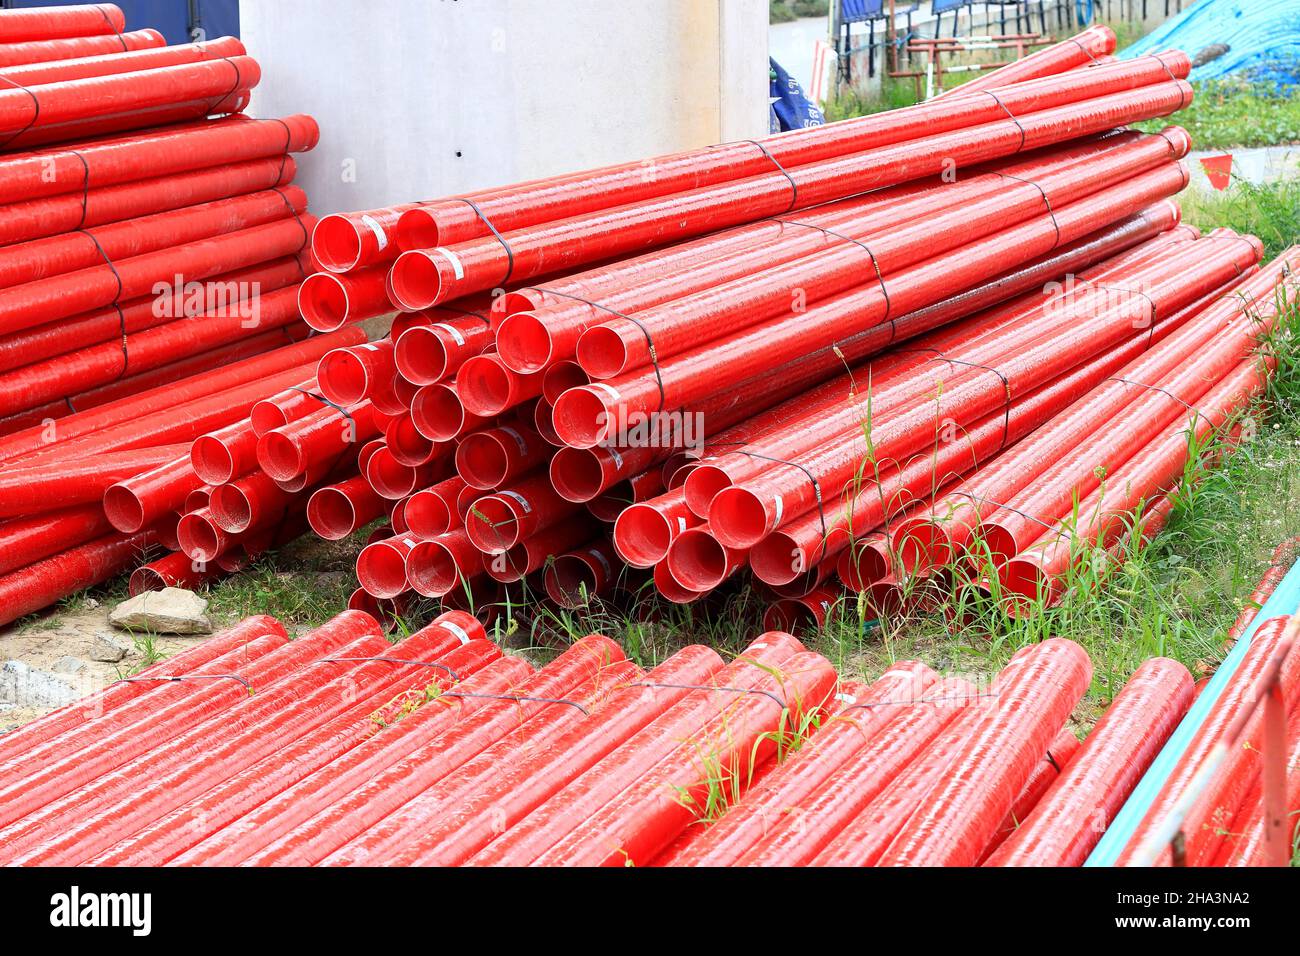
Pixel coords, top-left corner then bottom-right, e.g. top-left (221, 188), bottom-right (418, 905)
top-left (53, 656), bottom-right (85, 675)
top-left (90, 633), bottom-right (131, 663)
top-left (0, 660), bottom-right (78, 709)
top-left (109, 587), bottom-right (212, 635)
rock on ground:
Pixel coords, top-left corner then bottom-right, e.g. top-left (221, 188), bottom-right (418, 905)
top-left (109, 588), bottom-right (212, 635)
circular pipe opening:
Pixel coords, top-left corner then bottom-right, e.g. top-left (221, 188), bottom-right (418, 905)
top-left (457, 356), bottom-right (514, 417)
top-left (356, 541), bottom-right (410, 598)
top-left (311, 215), bottom-right (363, 273)
top-left (307, 486), bottom-right (358, 540)
top-left (389, 250), bottom-right (444, 311)
top-left (210, 484), bottom-right (254, 534)
top-left (298, 272), bottom-right (350, 331)
top-left (613, 504), bottom-right (675, 567)
top-left (575, 325), bottom-right (631, 380)
top-left (191, 435), bottom-right (236, 485)
top-left (709, 487), bottom-right (771, 549)
top-left (497, 312), bottom-right (554, 374)
top-left (666, 529), bottom-right (729, 592)
top-left (317, 349), bottom-right (369, 407)
top-left (103, 485), bottom-right (145, 533)
top-left (257, 431), bottom-right (304, 482)
top-left (394, 325), bottom-right (450, 386)
top-left (551, 386), bottom-right (612, 448)
top-left (464, 496), bottom-right (518, 553)
top-left (549, 447), bottom-right (605, 503)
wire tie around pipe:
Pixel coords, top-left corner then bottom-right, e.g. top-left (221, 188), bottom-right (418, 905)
top-left (200, 55), bottom-right (247, 122)
top-left (74, 227), bottom-right (130, 378)
top-left (0, 76), bottom-right (40, 152)
top-left (1105, 376), bottom-right (1204, 417)
top-left (515, 287), bottom-right (667, 412)
top-left (428, 303), bottom-right (492, 327)
top-left (116, 673), bottom-right (253, 693)
top-left (94, 2), bottom-right (127, 46)
top-left (982, 90), bottom-right (1026, 153)
top-left (1045, 746), bottom-right (1063, 773)
top-left (993, 171), bottom-right (1060, 247)
top-left (266, 117), bottom-right (295, 183)
top-left (288, 386), bottom-right (355, 423)
top-left (932, 356), bottom-right (1013, 449)
top-left (1066, 36), bottom-right (1099, 64)
top-left (947, 490), bottom-right (1066, 536)
top-left (627, 681), bottom-right (786, 711)
top-left (716, 139), bottom-right (799, 214)
top-left (736, 449), bottom-right (828, 551)
top-left (1085, 281), bottom-right (1159, 344)
top-left (68, 150), bottom-right (92, 230)
top-left (270, 186), bottom-right (311, 247)
top-left (437, 690), bottom-right (589, 715)
top-left (455, 197), bottom-right (516, 287)
top-left (770, 217), bottom-right (893, 319)
top-left (322, 656), bottom-right (460, 680)
top-left (839, 689), bottom-right (999, 715)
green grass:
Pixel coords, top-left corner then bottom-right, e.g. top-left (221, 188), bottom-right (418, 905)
top-left (1180, 177), bottom-right (1300, 260)
top-left (1137, 80), bottom-right (1300, 150)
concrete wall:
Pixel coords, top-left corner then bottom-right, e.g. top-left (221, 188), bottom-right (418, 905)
top-left (239, 0), bottom-right (770, 215)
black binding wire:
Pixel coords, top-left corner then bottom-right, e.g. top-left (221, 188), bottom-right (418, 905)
top-left (455, 197), bottom-right (516, 287)
top-left (983, 89), bottom-right (1026, 153)
top-left (735, 450), bottom-right (829, 558)
top-left (1106, 376), bottom-right (1204, 417)
top-left (945, 489), bottom-right (1069, 536)
top-left (438, 690), bottom-right (589, 715)
top-left (94, 3), bottom-right (127, 46)
top-left (1087, 282), bottom-right (1158, 344)
top-left (117, 673), bottom-right (253, 692)
top-left (840, 690), bottom-right (999, 715)
top-left (995, 171), bottom-right (1060, 247)
top-left (75, 227), bottom-right (130, 378)
top-left (628, 681), bottom-right (786, 710)
top-left (771, 216), bottom-right (893, 319)
top-left (933, 355), bottom-right (1014, 448)
top-left (0, 76), bottom-right (40, 152)
top-left (200, 54), bottom-right (246, 121)
top-left (68, 149), bottom-right (93, 229)
top-left (716, 139), bottom-right (799, 213)
top-left (270, 185), bottom-right (311, 246)
top-left (1067, 36), bottom-right (1100, 64)
top-left (288, 386), bottom-right (355, 422)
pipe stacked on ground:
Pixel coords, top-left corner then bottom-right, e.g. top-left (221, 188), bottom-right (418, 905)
top-left (6, 628), bottom-right (1281, 867)
top-left (0, 5), bottom-right (329, 622)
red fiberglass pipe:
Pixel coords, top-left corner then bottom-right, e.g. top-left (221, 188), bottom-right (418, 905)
top-left (0, 29), bottom-right (163, 68)
top-left (307, 475), bottom-right (387, 540)
top-left (551, 165), bottom-right (1189, 449)
top-left (1115, 620), bottom-right (1297, 866)
top-left (0, 505), bottom-right (111, 576)
top-left (392, 52), bottom-right (1181, 264)
top-left (391, 71), bottom-right (1190, 307)
top-left (703, 228), bottom-right (1252, 550)
top-left (932, 24), bottom-right (1117, 101)
top-left (0, 113), bottom-right (318, 209)
top-left (571, 132), bottom-right (1186, 380)
top-left (668, 662), bottom-right (937, 866)
top-left (464, 473), bottom-right (579, 554)
top-left (312, 203), bottom-right (424, 273)
top-left (0, 55), bottom-right (262, 137)
top-left (543, 538), bottom-right (620, 607)
top-left (0, 445), bottom-right (183, 518)
top-left (0, 529), bottom-right (151, 628)
top-left (317, 340), bottom-right (395, 407)
top-left (987, 657), bottom-right (1193, 866)
top-left (0, 185), bottom-right (305, 290)
top-left (872, 639), bottom-right (1092, 866)
top-left (257, 402), bottom-right (378, 483)
top-left (103, 453), bottom-right (198, 533)
top-left (471, 635), bottom-right (802, 865)
top-left (455, 423), bottom-right (550, 489)
top-left (129, 551), bottom-right (218, 595)
top-left (0, 36), bottom-right (247, 88)
top-left (298, 266), bottom-right (393, 331)
top-left (405, 529), bottom-right (485, 598)
top-left (0, 4), bottom-right (126, 41)
top-left (0, 156), bottom-right (299, 248)
top-left (0, 215), bottom-right (314, 337)
top-left (191, 420), bottom-right (258, 486)
top-left (403, 476), bottom-right (467, 537)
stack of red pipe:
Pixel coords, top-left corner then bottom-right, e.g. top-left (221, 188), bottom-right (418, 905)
top-left (0, 4), bottom-right (330, 622)
top-left (7, 622), bottom-right (1286, 867)
top-left (288, 30), bottom-right (1286, 626)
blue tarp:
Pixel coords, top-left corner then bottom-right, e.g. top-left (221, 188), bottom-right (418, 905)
top-left (1121, 0), bottom-right (1300, 88)
top-left (769, 58), bottom-right (825, 133)
top-left (1, 0), bottom-right (238, 45)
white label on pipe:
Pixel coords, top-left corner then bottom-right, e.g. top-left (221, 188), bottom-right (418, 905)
top-left (436, 246), bottom-right (465, 280)
top-left (589, 382), bottom-right (621, 401)
top-left (500, 490), bottom-right (532, 513)
top-left (361, 214), bottom-right (388, 252)
top-left (676, 516), bottom-right (687, 533)
top-left (403, 537), bottom-right (417, 548)
top-left (438, 620), bottom-right (472, 644)
top-left (773, 494), bottom-right (784, 526)
top-left (608, 447), bottom-right (624, 468)
top-left (499, 426), bottom-right (528, 454)
top-left (432, 322), bottom-right (466, 346)
top-left (834, 692), bottom-right (857, 705)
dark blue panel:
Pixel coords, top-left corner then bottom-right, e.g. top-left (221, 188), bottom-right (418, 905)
top-left (932, 0), bottom-right (970, 13)
top-left (2, 0), bottom-right (238, 44)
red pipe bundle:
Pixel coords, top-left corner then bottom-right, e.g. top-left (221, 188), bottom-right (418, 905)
top-left (290, 28), bottom-right (1292, 632)
top-left (5, 626), bottom-right (1271, 867)
top-left (0, 4), bottom-right (330, 620)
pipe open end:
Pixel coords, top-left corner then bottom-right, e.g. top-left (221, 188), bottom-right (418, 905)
top-left (389, 250), bottom-right (447, 311)
top-left (464, 495), bottom-right (518, 553)
top-left (317, 348), bottom-right (369, 407)
top-left (394, 325), bottom-right (450, 386)
top-left (497, 312), bottom-right (555, 374)
top-left (457, 356), bottom-right (515, 417)
top-left (749, 530), bottom-right (804, 586)
top-left (551, 386), bottom-right (612, 449)
top-left (894, 517), bottom-right (949, 575)
top-left (307, 486), bottom-right (359, 540)
top-left (177, 511), bottom-right (222, 563)
top-left (550, 447), bottom-right (605, 503)
top-left (666, 528), bottom-right (729, 592)
top-left (298, 272), bottom-right (350, 331)
top-left (544, 554), bottom-right (600, 608)
top-left (456, 432), bottom-right (509, 490)
top-left (575, 325), bottom-right (632, 380)
top-left (191, 435), bottom-right (236, 486)
top-left (683, 463), bottom-right (734, 518)
top-left (613, 503), bottom-right (675, 567)
top-left (396, 207), bottom-right (439, 250)
top-left (411, 383), bottom-right (468, 442)
top-left (406, 540), bottom-right (463, 597)
top-left (357, 540), bottom-right (411, 599)
top-left (210, 484), bottom-right (254, 534)
top-left (404, 490), bottom-right (452, 539)
top-left (709, 486), bottom-right (771, 549)
top-left (311, 214), bottom-right (364, 273)
top-left (257, 431), bottom-right (304, 483)
top-left (103, 484), bottom-right (146, 534)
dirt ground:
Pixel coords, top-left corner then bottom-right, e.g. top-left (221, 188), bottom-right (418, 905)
top-left (0, 604), bottom-right (201, 736)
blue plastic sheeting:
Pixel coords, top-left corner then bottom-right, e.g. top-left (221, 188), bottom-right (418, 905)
top-left (1120, 0), bottom-right (1300, 87)
top-left (770, 57), bottom-right (825, 133)
top-left (932, 0), bottom-right (969, 12)
top-left (1, 0), bottom-right (239, 45)
top-left (1085, 550), bottom-right (1300, 866)
top-left (841, 0), bottom-right (919, 23)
